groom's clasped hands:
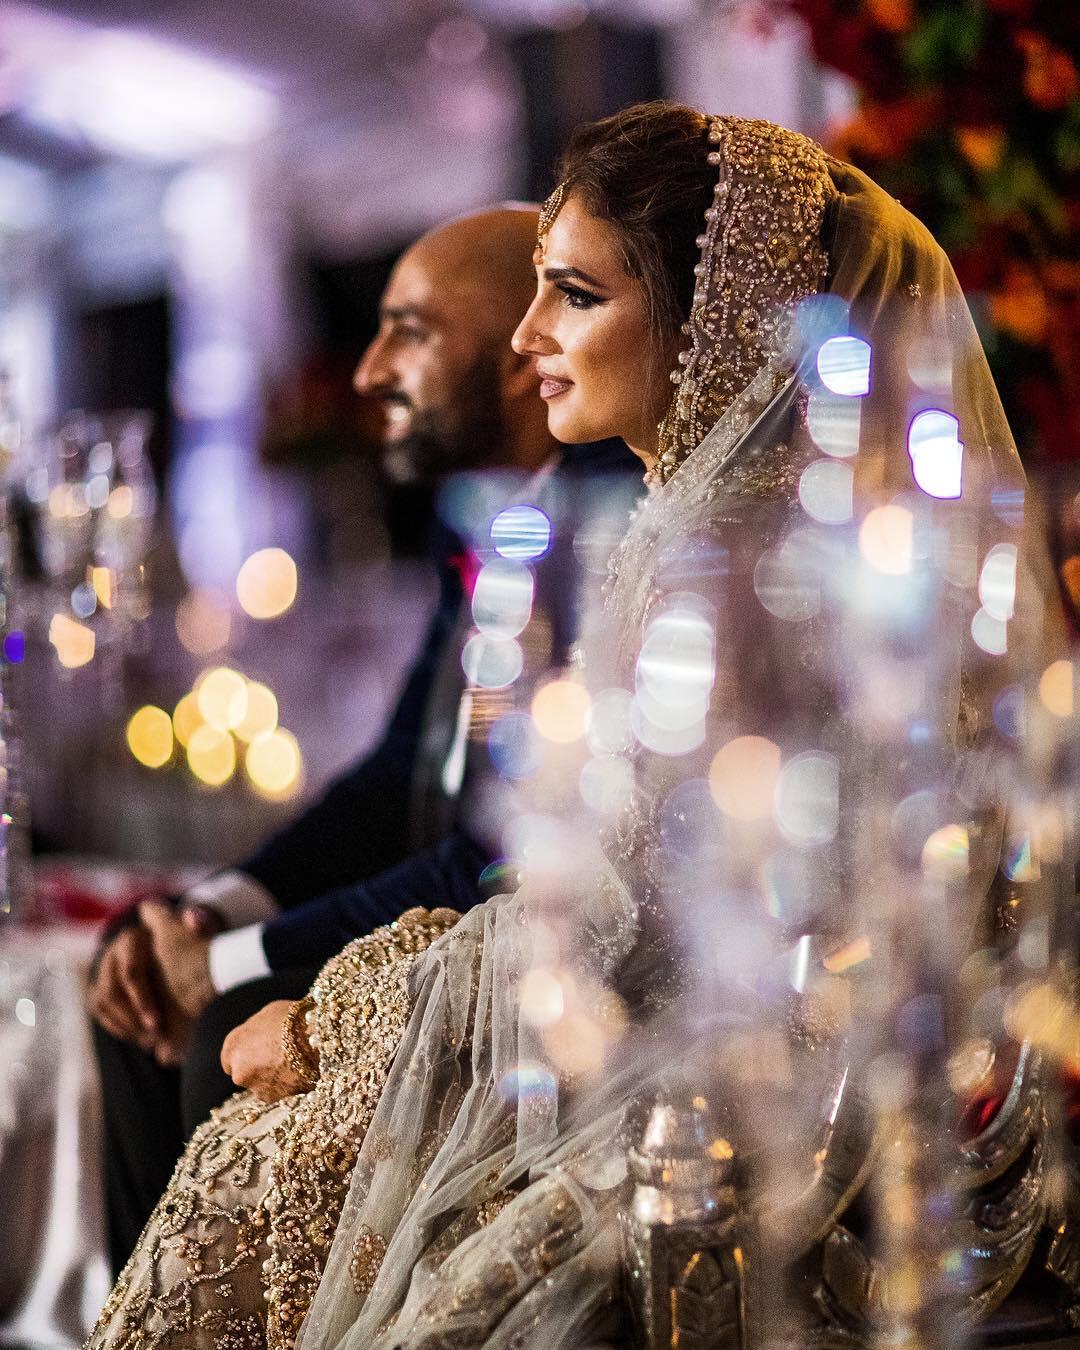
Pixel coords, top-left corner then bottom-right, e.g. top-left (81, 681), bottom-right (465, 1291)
top-left (90, 899), bottom-right (295, 1093)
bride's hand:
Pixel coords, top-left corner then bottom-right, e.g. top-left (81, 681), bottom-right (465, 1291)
top-left (220, 1000), bottom-right (313, 1102)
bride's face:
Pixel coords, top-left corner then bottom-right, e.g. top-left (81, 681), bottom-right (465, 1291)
top-left (511, 193), bottom-right (675, 466)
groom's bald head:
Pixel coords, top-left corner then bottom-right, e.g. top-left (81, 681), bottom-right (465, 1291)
top-left (354, 205), bottom-right (546, 481)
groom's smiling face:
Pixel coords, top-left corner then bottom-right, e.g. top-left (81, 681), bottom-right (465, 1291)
top-left (511, 193), bottom-right (677, 468)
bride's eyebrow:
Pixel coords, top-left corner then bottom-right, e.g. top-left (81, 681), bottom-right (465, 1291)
top-left (543, 265), bottom-right (608, 292)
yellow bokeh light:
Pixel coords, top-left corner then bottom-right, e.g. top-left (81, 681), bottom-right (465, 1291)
top-left (859, 504), bottom-right (913, 576)
top-left (49, 612), bottom-right (95, 668)
top-left (175, 589), bottom-right (231, 656)
top-left (49, 483), bottom-right (89, 519)
top-left (92, 566), bottom-right (114, 609)
top-left (187, 724), bottom-right (237, 787)
top-left (196, 666), bottom-right (248, 732)
top-left (126, 705), bottom-right (174, 769)
top-left (708, 735), bottom-right (782, 821)
top-left (1039, 660), bottom-right (1073, 719)
top-left (236, 548), bottom-right (297, 620)
top-left (172, 692), bottom-right (205, 748)
top-left (234, 681), bottom-right (278, 743)
top-left (245, 728), bottom-right (302, 799)
top-left (531, 679), bottom-right (591, 744)
top-left (107, 485), bottom-right (134, 519)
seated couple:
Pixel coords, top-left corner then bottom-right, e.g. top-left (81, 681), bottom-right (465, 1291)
top-left (88, 100), bottom-right (1043, 1350)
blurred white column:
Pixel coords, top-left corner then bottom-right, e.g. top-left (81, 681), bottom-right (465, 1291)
top-left (163, 150), bottom-right (305, 592)
top-left (663, 5), bottom-right (853, 139)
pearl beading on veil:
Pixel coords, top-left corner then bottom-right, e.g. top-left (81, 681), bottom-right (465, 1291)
top-left (651, 115), bottom-right (834, 488)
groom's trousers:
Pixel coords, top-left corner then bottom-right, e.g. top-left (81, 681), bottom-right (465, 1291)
top-left (93, 967), bottom-right (319, 1276)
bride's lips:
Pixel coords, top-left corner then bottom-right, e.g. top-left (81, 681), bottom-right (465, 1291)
top-left (537, 369), bottom-right (573, 400)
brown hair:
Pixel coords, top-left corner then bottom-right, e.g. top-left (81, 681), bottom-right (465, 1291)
top-left (554, 101), bottom-right (717, 353)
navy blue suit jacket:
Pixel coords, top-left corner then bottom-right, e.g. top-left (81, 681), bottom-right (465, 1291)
top-left (245, 440), bottom-right (641, 972)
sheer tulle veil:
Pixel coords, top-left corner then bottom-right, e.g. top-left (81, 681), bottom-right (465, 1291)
top-left (294, 118), bottom-right (1057, 1350)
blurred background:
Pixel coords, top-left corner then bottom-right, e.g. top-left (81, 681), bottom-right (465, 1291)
top-left (0, 0), bottom-right (1072, 871)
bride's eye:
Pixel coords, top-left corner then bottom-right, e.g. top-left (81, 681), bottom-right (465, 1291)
top-left (557, 283), bottom-right (602, 310)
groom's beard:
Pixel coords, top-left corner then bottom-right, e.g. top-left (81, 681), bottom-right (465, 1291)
top-left (383, 355), bottom-right (507, 486)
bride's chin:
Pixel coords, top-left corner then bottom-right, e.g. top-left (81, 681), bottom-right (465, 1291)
top-left (545, 406), bottom-right (608, 446)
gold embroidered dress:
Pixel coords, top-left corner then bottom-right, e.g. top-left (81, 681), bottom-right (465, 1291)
top-left (87, 907), bottom-right (459, 1350)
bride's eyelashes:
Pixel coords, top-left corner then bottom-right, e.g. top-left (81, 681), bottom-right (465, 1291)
top-left (556, 282), bottom-right (604, 310)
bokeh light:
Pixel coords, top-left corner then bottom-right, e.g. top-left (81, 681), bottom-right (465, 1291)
top-left (907, 409), bottom-right (963, 499)
top-left (71, 581), bottom-right (96, 619)
top-left (579, 754), bottom-right (634, 814)
top-left (520, 968), bottom-right (565, 1028)
top-left (234, 681), bottom-right (279, 742)
top-left (471, 558), bottom-right (534, 637)
top-left (806, 388), bottom-right (861, 458)
top-left (245, 728), bottom-right (302, 799)
top-left (977, 543), bottom-right (1017, 621)
top-left (709, 735), bottom-right (782, 821)
top-left (92, 567), bottom-right (115, 609)
top-left (798, 459), bottom-right (854, 525)
top-left (859, 505), bottom-right (913, 576)
top-left (176, 588), bottom-right (232, 655)
top-left (587, 687), bottom-right (636, 755)
top-left (635, 602), bottom-right (716, 731)
top-left (971, 607), bottom-right (1007, 656)
top-left (49, 612), bottom-right (95, 668)
top-left (488, 711), bottom-right (543, 779)
top-left (1039, 659), bottom-right (1073, 718)
top-left (816, 335), bottom-right (871, 396)
top-left (126, 705), bottom-right (174, 768)
top-left (461, 634), bottom-right (523, 689)
top-left (186, 724), bottom-right (237, 786)
top-left (532, 679), bottom-right (591, 744)
top-left (235, 547), bottom-right (297, 619)
top-left (490, 504), bottom-right (552, 561)
top-left (754, 536), bottom-right (822, 619)
top-left (107, 484), bottom-right (134, 519)
top-left (196, 666), bottom-right (248, 731)
top-left (172, 691), bottom-right (204, 747)
top-left (774, 751), bottom-right (840, 845)
top-left (921, 824), bottom-right (970, 881)
top-left (906, 337), bottom-right (953, 396)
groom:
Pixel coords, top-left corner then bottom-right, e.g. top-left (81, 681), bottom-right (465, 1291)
top-left (89, 205), bottom-right (638, 1273)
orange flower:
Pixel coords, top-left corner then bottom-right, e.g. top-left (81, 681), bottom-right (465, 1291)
top-left (1060, 556), bottom-right (1080, 611)
top-left (990, 263), bottom-right (1051, 346)
top-left (866, 0), bottom-right (913, 33)
top-left (955, 126), bottom-right (1005, 173)
top-left (833, 95), bottom-right (937, 161)
top-left (1016, 31), bottom-right (1079, 110)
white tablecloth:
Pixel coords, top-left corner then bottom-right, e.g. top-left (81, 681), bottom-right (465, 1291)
top-left (0, 923), bottom-right (110, 1347)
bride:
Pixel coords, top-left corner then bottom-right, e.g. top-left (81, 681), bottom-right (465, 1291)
top-left (88, 102), bottom-right (1047, 1350)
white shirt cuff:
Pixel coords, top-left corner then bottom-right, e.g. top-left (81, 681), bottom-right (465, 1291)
top-left (184, 870), bottom-right (280, 930)
top-left (208, 924), bottom-right (272, 994)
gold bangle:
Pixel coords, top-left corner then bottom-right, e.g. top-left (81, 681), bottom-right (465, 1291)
top-left (281, 996), bottom-right (319, 1087)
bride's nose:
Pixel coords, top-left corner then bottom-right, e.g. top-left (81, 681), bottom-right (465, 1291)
top-left (511, 298), bottom-right (555, 357)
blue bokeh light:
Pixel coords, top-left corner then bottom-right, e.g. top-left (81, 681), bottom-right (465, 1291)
top-left (491, 504), bottom-right (552, 561)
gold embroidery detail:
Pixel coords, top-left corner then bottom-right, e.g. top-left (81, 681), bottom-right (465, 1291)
top-left (653, 116), bottom-right (833, 487)
top-left (348, 1225), bottom-right (388, 1299)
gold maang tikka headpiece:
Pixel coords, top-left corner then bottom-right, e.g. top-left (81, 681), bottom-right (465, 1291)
top-left (537, 182), bottom-right (567, 251)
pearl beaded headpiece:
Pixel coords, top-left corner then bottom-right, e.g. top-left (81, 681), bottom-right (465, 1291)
top-left (654, 115), bottom-right (833, 484)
